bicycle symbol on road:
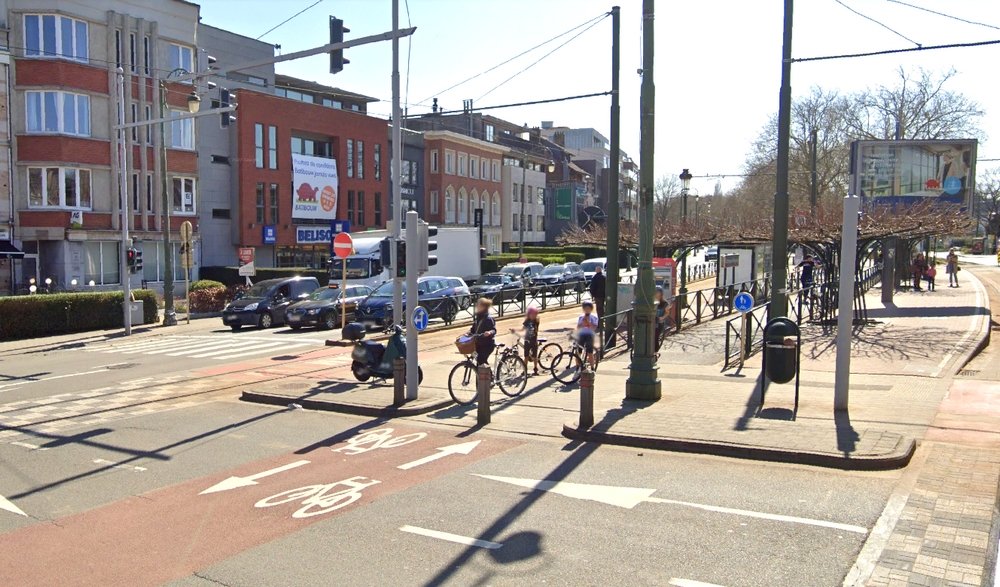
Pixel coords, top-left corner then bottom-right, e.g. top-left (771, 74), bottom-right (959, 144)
top-left (255, 476), bottom-right (381, 518)
top-left (332, 428), bottom-right (427, 456)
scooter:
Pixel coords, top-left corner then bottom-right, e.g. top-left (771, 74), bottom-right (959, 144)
top-left (343, 322), bottom-right (424, 384)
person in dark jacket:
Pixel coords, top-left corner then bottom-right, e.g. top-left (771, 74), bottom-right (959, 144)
top-left (589, 265), bottom-right (607, 318)
top-left (468, 297), bottom-right (496, 366)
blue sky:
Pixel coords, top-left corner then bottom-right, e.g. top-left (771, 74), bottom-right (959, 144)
top-left (198, 0), bottom-right (1000, 195)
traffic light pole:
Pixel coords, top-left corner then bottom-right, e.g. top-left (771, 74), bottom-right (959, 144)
top-left (116, 68), bottom-right (132, 336)
top-left (391, 0), bottom-right (404, 326)
top-left (769, 0), bottom-right (794, 318)
top-left (405, 210), bottom-right (419, 400)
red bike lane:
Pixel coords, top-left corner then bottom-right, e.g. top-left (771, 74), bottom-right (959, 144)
top-left (0, 424), bottom-right (520, 587)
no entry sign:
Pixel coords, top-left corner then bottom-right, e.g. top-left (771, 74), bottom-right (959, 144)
top-left (333, 232), bottom-right (354, 260)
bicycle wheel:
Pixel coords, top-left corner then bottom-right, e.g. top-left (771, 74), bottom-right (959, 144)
top-left (448, 360), bottom-right (479, 405)
top-left (537, 342), bottom-right (562, 370)
top-left (551, 351), bottom-right (583, 385)
top-left (496, 353), bottom-right (527, 397)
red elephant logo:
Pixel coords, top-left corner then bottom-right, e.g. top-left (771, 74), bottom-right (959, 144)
top-left (296, 183), bottom-right (319, 202)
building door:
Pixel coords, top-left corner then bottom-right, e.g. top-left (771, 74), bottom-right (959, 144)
top-left (18, 254), bottom-right (40, 294)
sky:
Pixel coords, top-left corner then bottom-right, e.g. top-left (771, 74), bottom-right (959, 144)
top-left (198, 0), bottom-right (1000, 196)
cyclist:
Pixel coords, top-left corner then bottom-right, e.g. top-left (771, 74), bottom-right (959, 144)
top-left (577, 301), bottom-right (598, 371)
top-left (521, 306), bottom-right (541, 375)
top-left (466, 297), bottom-right (496, 366)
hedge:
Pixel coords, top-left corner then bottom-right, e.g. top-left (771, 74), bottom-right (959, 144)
top-left (191, 279), bottom-right (224, 291)
top-left (200, 266), bottom-right (329, 287)
top-left (0, 290), bottom-right (158, 341)
top-left (189, 286), bottom-right (229, 313)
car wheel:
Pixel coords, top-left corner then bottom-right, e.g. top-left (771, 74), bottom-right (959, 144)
top-left (322, 311), bottom-right (338, 330)
top-left (258, 312), bottom-right (273, 329)
top-left (230, 325), bottom-right (242, 332)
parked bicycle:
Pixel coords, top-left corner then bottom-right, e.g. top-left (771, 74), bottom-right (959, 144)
top-left (537, 338), bottom-right (562, 370)
top-left (549, 333), bottom-right (597, 385)
top-left (448, 330), bottom-right (528, 405)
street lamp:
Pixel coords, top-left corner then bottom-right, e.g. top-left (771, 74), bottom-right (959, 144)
top-left (678, 168), bottom-right (693, 298)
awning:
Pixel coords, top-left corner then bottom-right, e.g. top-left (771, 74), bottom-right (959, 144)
top-left (0, 241), bottom-right (24, 258)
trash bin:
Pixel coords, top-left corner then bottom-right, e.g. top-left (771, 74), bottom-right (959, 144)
top-left (763, 317), bottom-right (799, 384)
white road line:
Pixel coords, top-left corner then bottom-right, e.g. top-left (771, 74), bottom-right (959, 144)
top-left (10, 441), bottom-right (47, 451)
top-left (644, 496), bottom-right (868, 534)
top-left (184, 341), bottom-right (288, 359)
top-left (0, 363), bottom-right (129, 391)
top-left (193, 343), bottom-right (310, 360)
top-left (159, 341), bottom-right (261, 356)
top-left (669, 579), bottom-right (727, 587)
top-left (399, 525), bottom-right (502, 550)
top-left (142, 341), bottom-right (232, 355)
top-left (93, 337), bottom-right (194, 352)
top-left (931, 270), bottom-right (986, 377)
top-left (100, 340), bottom-right (190, 354)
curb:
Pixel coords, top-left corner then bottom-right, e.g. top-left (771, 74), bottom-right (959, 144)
top-left (953, 269), bottom-right (992, 374)
top-left (561, 422), bottom-right (916, 471)
top-left (240, 389), bottom-right (454, 418)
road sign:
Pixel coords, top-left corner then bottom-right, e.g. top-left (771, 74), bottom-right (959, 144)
top-left (411, 306), bottom-right (429, 332)
top-left (180, 220), bottom-right (193, 243)
top-left (333, 231), bottom-right (354, 260)
top-left (734, 292), bottom-right (754, 313)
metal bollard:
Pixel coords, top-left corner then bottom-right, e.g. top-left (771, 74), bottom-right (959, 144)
top-left (477, 364), bottom-right (491, 425)
top-left (579, 369), bottom-right (595, 429)
top-left (393, 358), bottom-right (405, 406)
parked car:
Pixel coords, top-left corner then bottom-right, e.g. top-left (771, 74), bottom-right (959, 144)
top-left (705, 246), bottom-right (719, 261)
top-left (469, 273), bottom-right (524, 302)
top-left (355, 276), bottom-right (466, 329)
top-left (222, 276), bottom-right (319, 331)
top-left (533, 263), bottom-right (586, 294)
top-left (581, 257), bottom-right (607, 285)
top-left (284, 284), bottom-right (373, 331)
top-left (444, 277), bottom-right (473, 310)
top-left (499, 262), bottom-right (544, 285)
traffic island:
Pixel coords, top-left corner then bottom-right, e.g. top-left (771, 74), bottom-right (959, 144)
top-left (241, 379), bottom-right (453, 418)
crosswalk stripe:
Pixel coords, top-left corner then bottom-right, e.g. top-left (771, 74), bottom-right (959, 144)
top-left (99, 338), bottom-right (195, 353)
top-left (145, 340), bottom-right (242, 355)
top-left (164, 340), bottom-right (268, 357)
top-left (198, 343), bottom-right (310, 360)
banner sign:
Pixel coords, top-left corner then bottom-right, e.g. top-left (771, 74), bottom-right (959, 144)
top-left (850, 139), bottom-right (978, 208)
top-left (292, 153), bottom-right (339, 220)
top-left (555, 188), bottom-right (572, 220)
top-left (296, 226), bottom-right (333, 244)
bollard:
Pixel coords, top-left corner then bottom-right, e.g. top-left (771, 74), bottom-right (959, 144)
top-left (579, 368), bottom-right (595, 429)
top-left (393, 358), bottom-right (405, 406)
top-left (477, 364), bottom-right (491, 425)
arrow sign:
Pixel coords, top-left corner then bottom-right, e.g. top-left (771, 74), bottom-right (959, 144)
top-left (199, 460), bottom-right (310, 495)
top-left (0, 494), bottom-right (25, 516)
top-left (397, 441), bottom-right (481, 470)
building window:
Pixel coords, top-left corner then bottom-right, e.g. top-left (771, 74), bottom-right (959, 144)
top-left (347, 190), bottom-right (354, 221)
top-left (212, 208), bottom-right (230, 219)
top-left (270, 183), bottom-right (279, 224)
top-left (482, 159), bottom-right (489, 180)
top-left (470, 156), bottom-right (479, 179)
top-left (130, 103), bottom-right (138, 142)
top-left (458, 153), bottom-right (467, 177)
top-left (172, 177), bottom-right (196, 214)
top-left (25, 14), bottom-right (89, 62)
top-left (458, 190), bottom-right (467, 224)
top-left (170, 43), bottom-right (193, 73)
top-left (357, 141), bottom-right (364, 179)
top-left (248, 76), bottom-right (266, 86)
top-left (26, 91), bottom-right (90, 136)
top-left (513, 214), bottom-right (519, 231)
top-left (493, 194), bottom-right (500, 225)
top-left (129, 33), bottom-right (136, 73)
top-left (256, 182), bottom-right (265, 223)
top-left (374, 144), bottom-right (381, 181)
top-left (527, 215), bottom-right (533, 232)
top-left (445, 151), bottom-right (455, 175)
top-left (143, 36), bottom-right (150, 75)
top-left (115, 30), bottom-right (121, 68)
top-left (144, 106), bottom-right (152, 144)
top-left (402, 160), bottom-right (418, 186)
top-left (28, 167), bottom-right (92, 209)
top-left (537, 216), bottom-right (544, 231)
top-left (374, 192), bottom-right (382, 225)
top-left (347, 139), bottom-right (354, 178)
top-left (132, 173), bottom-right (139, 212)
top-left (430, 190), bottom-right (439, 214)
top-left (357, 190), bottom-right (365, 226)
top-left (430, 150), bottom-right (439, 173)
top-left (492, 160), bottom-right (500, 181)
top-left (486, 124), bottom-right (495, 142)
top-left (254, 124), bottom-right (264, 168)
top-left (537, 187), bottom-right (544, 205)
top-left (146, 174), bottom-right (154, 212)
top-left (322, 98), bottom-right (342, 109)
top-left (445, 189), bottom-right (454, 223)
top-left (268, 126), bottom-right (277, 170)
top-left (83, 242), bottom-right (120, 285)
top-left (512, 184), bottom-right (519, 203)
top-left (170, 111), bottom-right (194, 149)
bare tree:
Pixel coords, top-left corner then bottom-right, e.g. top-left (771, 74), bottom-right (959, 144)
top-left (653, 173), bottom-right (681, 226)
top-left (976, 168), bottom-right (1000, 236)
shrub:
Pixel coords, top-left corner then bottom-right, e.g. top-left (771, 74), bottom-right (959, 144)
top-left (0, 290), bottom-right (158, 341)
top-left (189, 286), bottom-right (228, 313)
top-left (191, 279), bottom-right (224, 291)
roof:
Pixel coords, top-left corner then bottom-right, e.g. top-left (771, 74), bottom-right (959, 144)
top-left (274, 74), bottom-right (378, 104)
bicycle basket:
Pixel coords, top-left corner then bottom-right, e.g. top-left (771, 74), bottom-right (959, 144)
top-left (455, 334), bottom-right (476, 355)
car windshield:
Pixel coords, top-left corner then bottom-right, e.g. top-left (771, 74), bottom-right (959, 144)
top-left (500, 266), bottom-right (523, 277)
top-left (244, 282), bottom-right (276, 298)
top-left (329, 258), bottom-right (371, 280)
top-left (308, 287), bottom-right (341, 301)
top-left (482, 275), bottom-right (506, 285)
top-left (541, 265), bottom-right (565, 275)
top-left (581, 261), bottom-right (603, 272)
top-left (372, 281), bottom-right (406, 297)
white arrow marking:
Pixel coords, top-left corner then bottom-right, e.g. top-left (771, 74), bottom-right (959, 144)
top-left (474, 475), bottom-right (868, 534)
top-left (400, 525), bottom-right (502, 550)
top-left (397, 441), bottom-right (481, 470)
top-left (200, 460), bottom-right (310, 494)
top-left (0, 494), bottom-right (25, 516)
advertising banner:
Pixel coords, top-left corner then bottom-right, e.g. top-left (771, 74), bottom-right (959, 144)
top-left (850, 139), bottom-right (977, 208)
top-left (292, 153), bottom-right (339, 220)
top-left (555, 188), bottom-right (572, 220)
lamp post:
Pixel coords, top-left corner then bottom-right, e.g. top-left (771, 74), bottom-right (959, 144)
top-left (678, 168), bottom-right (692, 297)
top-left (159, 70), bottom-right (200, 326)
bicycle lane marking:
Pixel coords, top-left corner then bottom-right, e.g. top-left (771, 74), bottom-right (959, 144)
top-left (0, 424), bottom-right (521, 587)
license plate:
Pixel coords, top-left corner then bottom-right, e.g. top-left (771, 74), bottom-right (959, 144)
top-left (288, 314), bottom-right (301, 322)
top-left (224, 315), bottom-right (237, 322)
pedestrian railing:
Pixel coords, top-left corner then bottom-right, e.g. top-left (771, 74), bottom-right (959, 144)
top-left (598, 308), bottom-right (633, 360)
top-left (674, 278), bottom-right (770, 333)
top-left (723, 303), bottom-right (769, 369)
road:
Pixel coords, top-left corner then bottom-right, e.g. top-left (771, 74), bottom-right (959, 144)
top-left (0, 288), bottom-right (895, 587)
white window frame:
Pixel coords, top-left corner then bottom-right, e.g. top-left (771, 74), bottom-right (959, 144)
top-left (492, 193), bottom-right (500, 226)
top-left (172, 176), bottom-right (197, 214)
top-left (129, 33), bottom-right (136, 73)
top-left (131, 103), bottom-right (138, 142)
top-left (482, 158), bottom-right (489, 180)
top-left (458, 189), bottom-right (467, 224)
top-left (170, 111), bottom-right (194, 149)
top-left (268, 125), bottom-right (277, 170)
top-left (254, 123), bottom-right (264, 168)
top-left (145, 106), bottom-right (152, 144)
top-left (27, 167), bottom-right (92, 209)
top-left (492, 160), bottom-right (500, 182)
top-left (357, 140), bottom-right (364, 179)
top-left (430, 190), bottom-right (439, 214)
top-left (26, 91), bottom-right (90, 136)
top-left (470, 155), bottom-right (479, 179)
top-left (430, 150), bottom-right (439, 173)
top-left (143, 36), bottom-right (150, 75)
top-left (457, 153), bottom-right (467, 177)
top-left (445, 189), bottom-right (455, 223)
top-left (146, 173), bottom-right (154, 212)
top-left (445, 150), bottom-right (456, 175)
top-left (24, 14), bottom-right (89, 62)
top-left (170, 43), bottom-right (194, 73)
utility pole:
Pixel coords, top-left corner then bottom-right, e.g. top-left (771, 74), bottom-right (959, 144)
top-left (116, 68), bottom-right (131, 336)
top-left (605, 5), bottom-right (621, 343)
top-left (769, 0), bottom-right (794, 318)
top-left (159, 78), bottom-right (177, 326)
top-left (391, 0), bottom-right (403, 325)
top-left (810, 128), bottom-right (818, 212)
top-left (626, 0), bottom-right (660, 401)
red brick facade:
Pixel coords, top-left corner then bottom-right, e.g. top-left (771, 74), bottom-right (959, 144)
top-left (15, 59), bottom-right (107, 95)
top-left (18, 135), bottom-right (110, 167)
top-left (423, 132), bottom-right (506, 227)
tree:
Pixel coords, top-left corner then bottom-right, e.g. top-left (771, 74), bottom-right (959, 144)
top-left (976, 168), bottom-right (1000, 237)
top-left (653, 173), bottom-right (680, 226)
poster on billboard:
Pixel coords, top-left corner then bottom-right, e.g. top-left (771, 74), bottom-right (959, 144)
top-left (292, 153), bottom-right (339, 220)
top-left (850, 139), bottom-right (977, 208)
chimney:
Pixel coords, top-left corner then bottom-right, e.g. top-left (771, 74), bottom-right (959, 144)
top-left (432, 98), bottom-right (438, 113)
top-left (541, 121), bottom-right (553, 130)
top-left (554, 132), bottom-right (565, 147)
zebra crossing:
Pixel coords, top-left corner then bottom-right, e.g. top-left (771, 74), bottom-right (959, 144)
top-left (73, 334), bottom-right (329, 361)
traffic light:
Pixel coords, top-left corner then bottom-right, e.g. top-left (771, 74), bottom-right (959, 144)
top-left (395, 239), bottom-right (407, 278)
top-left (418, 221), bottom-right (438, 273)
top-left (329, 17), bottom-right (350, 74)
top-left (220, 88), bottom-right (232, 128)
top-left (134, 248), bottom-right (143, 274)
top-left (379, 237), bottom-right (392, 272)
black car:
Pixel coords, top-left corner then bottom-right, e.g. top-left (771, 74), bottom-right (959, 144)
top-left (284, 285), bottom-right (374, 330)
top-left (355, 276), bottom-right (465, 328)
top-left (469, 273), bottom-right (523, 302)
top-left (532, 263), bottom-right (586, 294)
top-left (221, 276), bottom-right (319, 331)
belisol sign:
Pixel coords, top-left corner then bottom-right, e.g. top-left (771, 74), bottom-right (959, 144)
top-left (296, 226), bottom-right (333, 244)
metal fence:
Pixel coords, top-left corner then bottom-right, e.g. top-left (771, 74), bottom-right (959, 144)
top-left (674, 278), bottom-right (770, 332)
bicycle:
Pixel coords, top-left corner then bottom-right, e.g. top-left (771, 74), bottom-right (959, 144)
top-left (255, 476), bottom-right (381, 518)
top-left (448, 331), bottom-right (528, 405)
top-left (550, 332), bottom-right (598, 385)
top-left (537, 338), bottom-right (562, 371)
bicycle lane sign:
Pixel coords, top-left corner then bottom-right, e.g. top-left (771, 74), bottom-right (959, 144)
top-left (0, 424), bottom-right (522, 587)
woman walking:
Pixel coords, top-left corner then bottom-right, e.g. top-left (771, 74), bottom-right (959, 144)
top-left (946, 248), bottom-right (960, 287)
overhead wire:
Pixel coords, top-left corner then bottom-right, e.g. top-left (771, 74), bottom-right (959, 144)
top-left (833, 0), bottom-right (922, 47)
top-left (885, 0), bottom-right (1000, 32)
top-left (255, 0), bottom-right (326, 40)
top-left (793, 38), bottom-right (1000, 62)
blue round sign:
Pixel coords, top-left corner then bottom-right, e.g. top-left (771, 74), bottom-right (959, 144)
top-left (734, 292), bottom-right (755, 313)
top-left (411, 306), bottom-right (429, 332)
top-left (943, 176), bottom-right (962, 196)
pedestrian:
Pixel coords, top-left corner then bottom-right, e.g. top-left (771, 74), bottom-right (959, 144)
top-left (924, 262), bottom-right (936, 291)
top-left (465, 298), bottom-right (496, 366)
top-left (589, 265), bottom-right (607, 318)
top-left (522, 306), bottom-right (540, 376)
top-left (654, 286), bottom-right (669, 355)
top-left (577, 301), bottom-right (599, 371)
top-left (797, 254), bottom-right (817, 290)
top-left (946, 248), bottom-right (960, 287)
top-left (911, 252), bottom-right (927, 291)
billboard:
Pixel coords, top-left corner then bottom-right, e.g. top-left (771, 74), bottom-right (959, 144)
top-left (555, 188), bottom-right (572, 220)
top-left (850, 139), bottom-right (977, 208)
top-left (292, 153), bottom-right (339, 220)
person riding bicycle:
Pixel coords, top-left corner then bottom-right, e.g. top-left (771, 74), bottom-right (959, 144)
top-left (577, 301), bottom-right (598, 371)
top-left (522, 306), bottom-right (541, 375)
top-left (798, 254), bottom-right (817, 290)
top-left (466, 297), bottom-right (496, 366)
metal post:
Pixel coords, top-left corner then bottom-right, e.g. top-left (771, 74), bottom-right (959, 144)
top-left (342, 257), bottom-right (348, 329)
top-left (606, 4), bottom-right (621, 341)
top-left (116, 69), bottom-right (132, 336)
top-left (579, 369), bottom-right (595, 429)
top-left (881, 237), bottom-right (895, 303)
top-left (405, 210), bottom-right (419, 400)
top-left (810, 128), bottom-right (818, 212)
top-left (393, 357), bottom-right (405, 406)
top-left (391, 0), bottom-right (403, 327)
top-left (769, 0), bottom-right (794, 318)
top-left (834, 195), bottom-right (860, 411)
top-left (159, 80), bottom-right (176, 326)
top-left (626, 0), bottom-right (661, 401)
top-left (477, 364), bottom-right (491, 424)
